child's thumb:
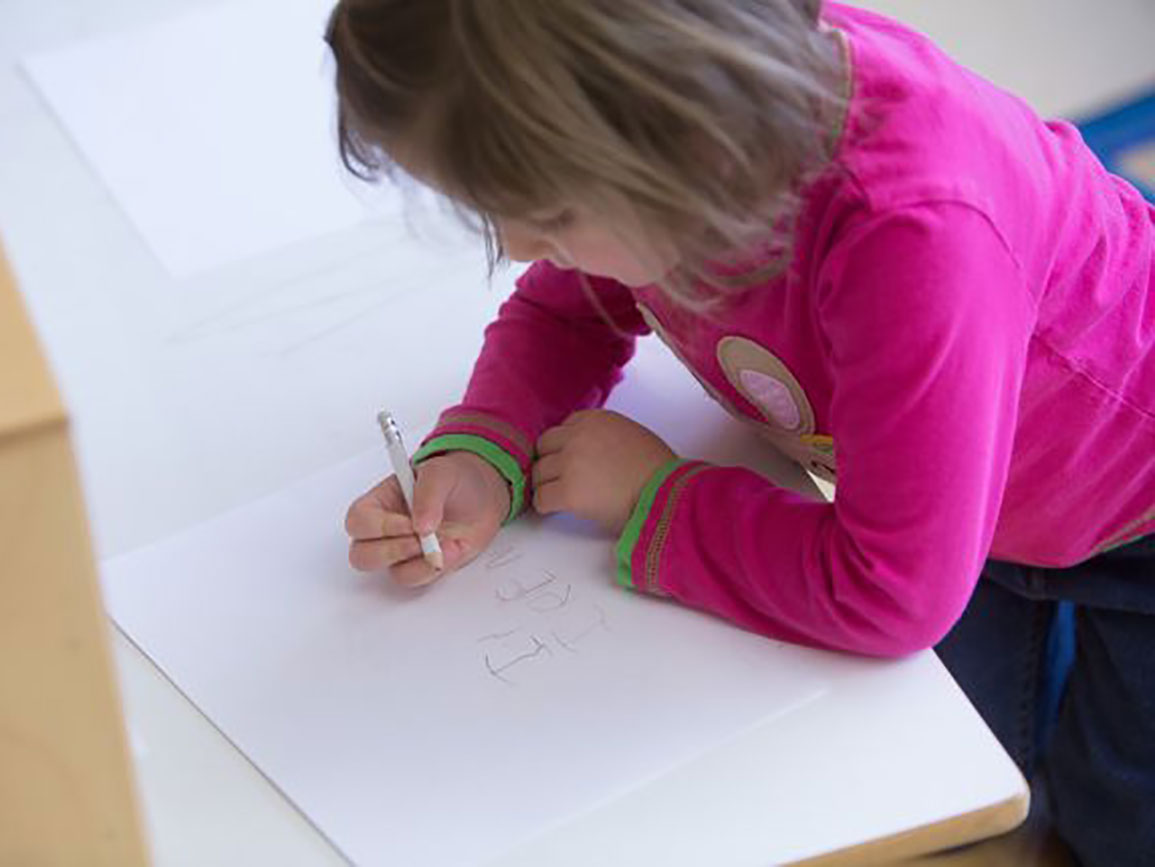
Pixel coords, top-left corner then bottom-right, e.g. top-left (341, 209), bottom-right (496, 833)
top-left (412, 460), bottom-right (451, 536)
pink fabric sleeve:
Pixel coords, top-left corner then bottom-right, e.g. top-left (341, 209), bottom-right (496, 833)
top-left (415, 261), bottom-right (649, 518)
top-left (617, 203), bottom-right (1035, 656)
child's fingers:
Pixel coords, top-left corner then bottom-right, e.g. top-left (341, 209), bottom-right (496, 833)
top-left (345, 506), bottom-right (414, 541)
top-left (533, 478), bottom-right (565, 515)
top-left (389, 536), bottom-right (473, 587)
top-left (392, 535), bottom-right (473, 584)
top-left (348, 534), bottom-right (422, 572)
top-left (389, 555), bottom-right (440, 587)
top-left (412, 460), bottom-right (454, 536)
top-left (536, 424), bottom-right (570, 456)
top-left (537, 411), bottom-right (589, 454)
top-left (345, 480), bottom-right (415, 540)
top-left (531, 453), bottom-right (563, 489)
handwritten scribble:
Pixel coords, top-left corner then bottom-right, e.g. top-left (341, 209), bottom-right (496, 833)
top-left (476, 551), bottom-right (610, 684)
top-left (527, 580), bottom-right (572, 613)
top-left (495, 572), bottom-right (556, 602)
top-left (476, 628), bottom-right (519, 643)
top-left (552, 604), bottom-right (608, 651)
top-left (485, 546), bottom-right (524, 571)
top-left (483, 633), bottom-right (553, 684)
top-left (168, 245), bottom-right (390, 352)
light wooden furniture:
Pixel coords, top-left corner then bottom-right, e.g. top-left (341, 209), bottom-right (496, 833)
top-left (896, 804), bottom-right (1075, 867)
top-left (0, 247), bottom-right (150, 865)
top-left (797, 798), bottom-right (1030, 865)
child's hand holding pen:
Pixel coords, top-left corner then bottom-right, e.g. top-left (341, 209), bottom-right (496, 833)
top-left (345, 448), bottom-right (510, 587)
top-left (345, 409), bottom-right (674, 586)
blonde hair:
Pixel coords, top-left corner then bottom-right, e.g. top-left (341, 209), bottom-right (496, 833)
top-left (326, 0), bottom-right (845, 303)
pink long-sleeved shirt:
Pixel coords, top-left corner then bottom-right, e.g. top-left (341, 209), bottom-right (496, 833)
top-left (414, 4), bottom-right (1155, 656)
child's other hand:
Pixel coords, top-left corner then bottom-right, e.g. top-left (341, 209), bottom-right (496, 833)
top-left (533, 410), bottom-right (676, 533)
top-left (344, 451), bottom-right (510, 586)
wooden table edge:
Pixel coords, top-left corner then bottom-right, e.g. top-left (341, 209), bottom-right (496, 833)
top-left (788, 788), bottom-right (1031, 866)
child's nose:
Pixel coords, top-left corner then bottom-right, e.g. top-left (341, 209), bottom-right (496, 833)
top-left (499, 224), bottom-right (551, 264)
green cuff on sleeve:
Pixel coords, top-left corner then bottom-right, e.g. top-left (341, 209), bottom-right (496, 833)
top-left (413, 433), bottom-right (526, 525)
top-left (614, 458), bottom-right (692, 590)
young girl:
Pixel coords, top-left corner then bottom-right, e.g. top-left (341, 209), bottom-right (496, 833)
top-left (331, 2), bottom-right (1154, 863)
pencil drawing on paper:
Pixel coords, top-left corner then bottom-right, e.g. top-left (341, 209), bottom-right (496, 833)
top-left (165, 246), bottom-right (401, 357)
top-left (477, 547), bottom-right (610, 685)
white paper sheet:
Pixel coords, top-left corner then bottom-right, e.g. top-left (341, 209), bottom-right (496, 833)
top-left (25, 0), bottom-right (379, 277)
top-left (102, 444), bottom-right (829, 867)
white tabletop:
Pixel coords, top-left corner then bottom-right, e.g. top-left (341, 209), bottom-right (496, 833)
top-left (3, 0), bottom-right (1153, 863)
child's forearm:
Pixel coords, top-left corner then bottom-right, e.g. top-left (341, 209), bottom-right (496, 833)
top-left (419, 261), bottom-right (650, 520)
top-left (615, 463), bottom-right (978, 657)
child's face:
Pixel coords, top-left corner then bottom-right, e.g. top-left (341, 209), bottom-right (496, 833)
top-left (391, 146), bottom-right (674, 286)
top-left (496, 204), bottom-right (679, 287)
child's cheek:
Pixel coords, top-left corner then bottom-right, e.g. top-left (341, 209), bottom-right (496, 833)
top-left (576, 242), bottom-right (670, 287)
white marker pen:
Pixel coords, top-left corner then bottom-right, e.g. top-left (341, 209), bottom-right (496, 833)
top-left (377, 411), bottom-right (444, 572)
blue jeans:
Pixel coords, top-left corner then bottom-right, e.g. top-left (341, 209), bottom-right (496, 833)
top-left (935, 534), bottom-right (1155, 867)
